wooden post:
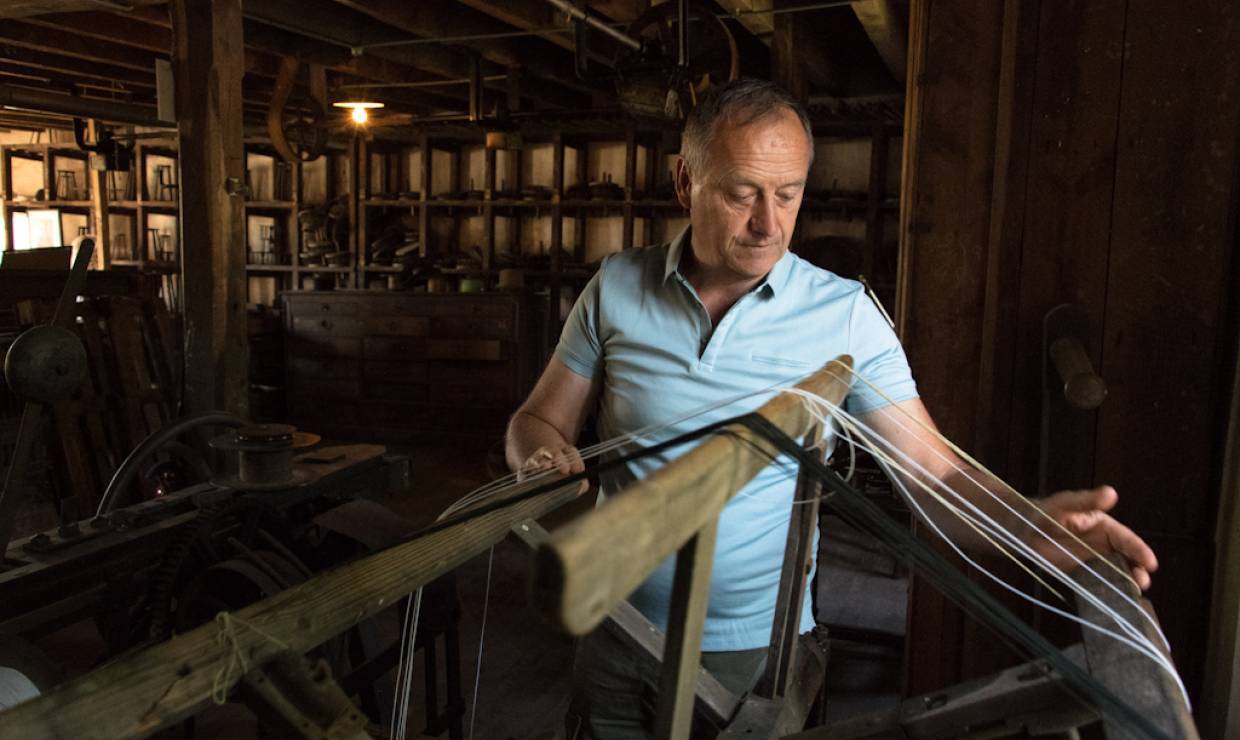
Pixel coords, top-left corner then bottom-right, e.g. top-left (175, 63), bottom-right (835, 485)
top-left (1, 148), bottom-right (12, 251)
top-left (172, 0), bottom-right (248, 418)
top-left (772, 0), bottom-right (808, 104)
top-left (756, 435), bottom-right (825, 699)
top-left (862, 125), bottom-right (888, 282)
top-left (87, 120), bottom-right (111, 270)
top-left (653, 520), bottom-right (719, 740)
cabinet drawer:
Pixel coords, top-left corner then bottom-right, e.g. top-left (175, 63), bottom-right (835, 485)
top-left (426, 339), bottom-right (503, 362)
top-left (287, 299), bottom-right (359, 316)
top-left (292, 315), bottom-right (365, 336)
top-left (363, 360), bottom-right (429, 382)
top-left (430, 315), bottom-right (513, 339)
top-left (367, 383), bottom-right (428, 404)
top-left (363, 316), bottom-right (430, 336)
top-left (431, 383), bottom-right (514, 405)
top-left (288, 336), bottom-right (360, 358)
top-left (427, 362), bottom-right (512, 386)
top-left (290, 355), bottom-right (359, 380)
top-left (364, 337), bottom-right (428, 360)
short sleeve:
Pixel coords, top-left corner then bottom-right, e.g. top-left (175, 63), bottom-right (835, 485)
top-left (844, 290), bottom-right (918, 414)
top-left (555, 267), bottom-right (604, 380)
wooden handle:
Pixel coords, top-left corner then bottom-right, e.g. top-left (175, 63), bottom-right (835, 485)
top-left (535, 356), bottom-right (855, 636)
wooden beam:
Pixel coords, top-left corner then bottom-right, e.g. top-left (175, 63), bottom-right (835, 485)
top-left (851, 0), bottom-right (908, 84)
top-left (172, 0), bottom-right (248, 418)
top-left (17, 12), bottom-right (172, 54)
top-left (0, 20), bottom-right (161, 73)
top-left (448, 0), bottom-right (618, 65)
top-left (536, 357), bottom-right (855, 636)
top-left (771, 0), bottom-right (846, 97)
top-left (0, 47), bottom-right (157, 89)
top-left (0, 480), bottom-right (580, 738)
top-left (329, 0), bottom-right (595, 99)
top-left (715, 0), bottom-right (776, 43)
top-left (1074, 556), bottom-right (1199, 739)
top-left (0, 0), bottom-right (164, 18)
top-left (87, 119), bottom-right (110, 270)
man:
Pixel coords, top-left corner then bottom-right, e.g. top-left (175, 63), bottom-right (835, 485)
top-left (505, 78), bottom-right (1156, 739)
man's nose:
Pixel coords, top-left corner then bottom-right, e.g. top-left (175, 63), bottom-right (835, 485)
top-left (749, 196), bottom-right (777, 236)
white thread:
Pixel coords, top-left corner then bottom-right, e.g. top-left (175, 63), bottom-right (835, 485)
top-left (467, 546), bottom-right (495, 740)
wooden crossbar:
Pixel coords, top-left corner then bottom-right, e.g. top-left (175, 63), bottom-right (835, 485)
top-left (535, 356), bottom-right (855, 637)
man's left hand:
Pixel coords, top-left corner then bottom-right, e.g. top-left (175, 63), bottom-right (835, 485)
top-left (1031, 485), bottom-right (1158, 590)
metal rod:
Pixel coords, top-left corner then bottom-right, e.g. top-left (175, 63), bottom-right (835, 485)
top-left (0, 84), bottom-right (166, 128)
top-left (678, 0), bottom-right (688, 68)
top-left (334, 75), bottom-right (506, 90)
top-left (348, 1), bottom-right (859, 52)
top-left (543, 0), bottom-right (644, 50)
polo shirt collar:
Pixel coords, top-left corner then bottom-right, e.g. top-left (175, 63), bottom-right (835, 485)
top-left (664, 225), bottom-right (794, 297)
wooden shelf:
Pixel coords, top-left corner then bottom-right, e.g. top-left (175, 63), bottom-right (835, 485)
top-left (246, 264), bottom-right (295, 272)
top-left (244, 201), bottom-right (297, 211)
top-left (299, 265), bottom-right (352, 273)
top-left (3, 199), bottom-right (92, 208)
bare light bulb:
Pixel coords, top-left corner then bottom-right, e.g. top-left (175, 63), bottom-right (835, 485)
top-left (351, 106), bottom-right (368, 124)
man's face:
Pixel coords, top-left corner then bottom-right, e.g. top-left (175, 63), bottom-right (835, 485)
top-left (675, 108), bottom-right (811, 282)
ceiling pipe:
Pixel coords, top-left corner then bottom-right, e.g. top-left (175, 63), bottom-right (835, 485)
top-left (542, 0), bottom-right (643, 51)
top-left (0, 84), bottom-right (169, 128)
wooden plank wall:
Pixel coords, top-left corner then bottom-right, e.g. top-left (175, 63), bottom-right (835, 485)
top-left (897, 0), bottom-right (1240, 712)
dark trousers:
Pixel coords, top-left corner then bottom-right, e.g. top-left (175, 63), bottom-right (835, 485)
top-left (567, 626), bottom-right (767, 740)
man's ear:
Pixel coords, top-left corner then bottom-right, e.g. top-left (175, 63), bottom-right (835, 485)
top-left (673, 157), bottom-right (693, 210)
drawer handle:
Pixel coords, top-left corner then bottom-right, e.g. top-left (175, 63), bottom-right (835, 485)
top-left (321, 303), bottom-right (332, 313)
top-left (320, 319), bottom-right (332, 330)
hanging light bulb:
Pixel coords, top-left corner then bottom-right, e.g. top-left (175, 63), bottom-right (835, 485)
top-left (332, 100), bottom-right (384, 125)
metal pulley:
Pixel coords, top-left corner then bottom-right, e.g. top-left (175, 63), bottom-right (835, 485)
top-left (4, 324), bottom-right (87, 404)
top-left (209, 423), bottom-right (320, 490)
top-left (614, 0), bottom-right (739, 118)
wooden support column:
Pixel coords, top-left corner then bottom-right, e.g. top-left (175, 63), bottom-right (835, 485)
top-left (87, 120), bottom-right (111, 270)
top-left (771, 2), bottom-right (806, 104)
top-left (172, 0), bottom-right (247, 418)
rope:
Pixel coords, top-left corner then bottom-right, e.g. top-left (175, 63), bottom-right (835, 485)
top-left (210, 612), bottom-right (290, 705)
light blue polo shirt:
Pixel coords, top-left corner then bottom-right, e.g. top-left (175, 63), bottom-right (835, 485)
top-left (556, 227), bottom-right (918, 650)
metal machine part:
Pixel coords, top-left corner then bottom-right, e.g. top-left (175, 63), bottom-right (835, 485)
top-left (614, 0), bottom-right (739, 118)
top-left (1, 441), bottom-right (409, 649)
top-left (3, 325), bottom-right (87, 405)
top-left (209, 423), bottom-right (322, 490)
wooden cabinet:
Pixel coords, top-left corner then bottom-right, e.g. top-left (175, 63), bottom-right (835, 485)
top-left (284, 290), bottom-right (541, 446)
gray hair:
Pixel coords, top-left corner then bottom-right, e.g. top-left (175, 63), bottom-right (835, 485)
top-left (680, 78), bottom-right (815, 177)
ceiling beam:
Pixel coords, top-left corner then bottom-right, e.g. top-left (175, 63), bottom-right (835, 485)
top-left (247, 0), bottom-right (584, 110)
top-left (0, 0), bottom-right (164, 19)
top-left (0, 20), bottom-right (160, 73)
top-left (16, 11), bottom-right (171, 54)
top-left (716, 0), bottom-right (776, 44)
top-left (2, 12), bottom-right (459, 116)
top-left (850, 0), bottom-right (906, 83)
top-left (0, 46), bottom-right (157, 90)
top-left (445, 0), bottom-right (623, 65)
top-left (334, 0), bottom-right (603, 89)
